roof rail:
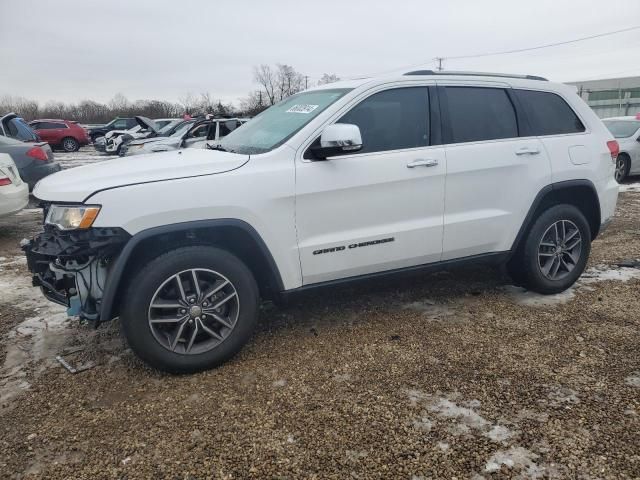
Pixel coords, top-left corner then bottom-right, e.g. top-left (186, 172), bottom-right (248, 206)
top-left (403, 70), bottom-right (548, 81)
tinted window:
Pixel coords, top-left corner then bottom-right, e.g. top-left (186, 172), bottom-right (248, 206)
top-left (112, 119), bottom-right (129, 129)
top-left (445, 87), bottom-right (518, 143)
top-left (516, 90), bottom-right (585, 136)
top-left (37, 122), bottom-right (66, 129)
top-left (339, 87), bottom-right (429, 154)
top-left (7, 118), bottom-right (38, 141)
top-left (603, 120), bottom-right (640, 138)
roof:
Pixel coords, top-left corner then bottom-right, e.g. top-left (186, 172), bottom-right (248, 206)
top-left (310, 70), bottom-right (556, 92)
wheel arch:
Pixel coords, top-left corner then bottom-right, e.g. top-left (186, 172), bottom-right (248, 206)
top-left (509, 180), bottom-right (601, 258)
top-left (100, 219), bottom-right (284, 322)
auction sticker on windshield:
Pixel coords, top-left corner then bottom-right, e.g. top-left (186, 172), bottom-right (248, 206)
top-left (286, 104), bottom-right (319, 114)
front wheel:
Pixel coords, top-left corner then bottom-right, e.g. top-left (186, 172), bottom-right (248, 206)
top-left (121, 246), bottom-right (259, 373)
top-left (514, 204), bottom-right (591, 294)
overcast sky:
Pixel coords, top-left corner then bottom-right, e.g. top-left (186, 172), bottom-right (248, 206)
top-left (1, 0), bottom-right (639, 107)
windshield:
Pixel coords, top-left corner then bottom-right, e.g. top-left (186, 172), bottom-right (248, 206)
top-left (158, 119), bottom-right (182, 136)
top-left (220, 88), bottom-right (352, 154)
top-left (170, 121), bottom-right (195, 138)
top-left (603, 120), bottom-right (640, 138)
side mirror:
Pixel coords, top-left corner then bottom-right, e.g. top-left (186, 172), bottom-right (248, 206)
top-left (311, 123), bottom-right (362, 160)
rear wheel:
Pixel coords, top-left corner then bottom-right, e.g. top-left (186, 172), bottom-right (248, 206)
top-left (512, 204), bottom-right (591, 294)
top-left (615, 154), bottom-right (630, 183)
top-left (61, 137), bottom-right (79, 152)
top-left (120, 246), bottom-right (259, 373)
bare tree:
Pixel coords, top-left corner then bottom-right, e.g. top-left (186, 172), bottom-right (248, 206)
top-left (318, 73), bottom-right (340, 85)
top-left (239, 91), bottom-right (267, 117)
top-left (253, 64), bottom-right (277, 105)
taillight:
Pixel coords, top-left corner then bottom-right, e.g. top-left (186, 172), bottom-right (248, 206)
top-left (0, 177), bottom-right (12, 186)
top-left (26, 146), bottom-right (48, 162)
top-left (607, 140), bottom-right (619, 162)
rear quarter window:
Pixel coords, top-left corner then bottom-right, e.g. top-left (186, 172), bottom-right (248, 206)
top-left (515, 89), bottom-right (585, 136)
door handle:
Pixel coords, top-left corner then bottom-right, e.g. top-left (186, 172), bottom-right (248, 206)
top-left (407, 159), bottom-right (438, 168)
top-left (515, 147), bottom-right (540, 156)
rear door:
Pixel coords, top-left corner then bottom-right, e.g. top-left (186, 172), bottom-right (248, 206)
top-left (438, 84), bottom-right (552, 260)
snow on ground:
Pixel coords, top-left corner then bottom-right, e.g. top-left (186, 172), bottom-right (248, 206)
top-left (55, 146), bottom-right (117, 170)
top-left (503, 265), bottom-right (640, 307)
top-left (0, 255), bottom-right (70, 404)
top-left (619, 182), bottom-right (640, 193)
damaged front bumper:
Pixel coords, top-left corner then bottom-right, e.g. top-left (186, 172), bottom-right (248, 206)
top-left (23, 225), bottom-right (130, 322)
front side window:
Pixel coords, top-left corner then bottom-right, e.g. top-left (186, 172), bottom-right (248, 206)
top-left (338, 87), bottom-right (430, 154)
top-left (220, 88), bottom-right (351, 154)
top-left (445, 87), bottom-right (518, 143)
top-left (188, 124), bottom-right (209, 138)
top-left (112, 119), bottom-right (128, 129)
top-left (218, 120), bottom-right (241, 138)
top-left (603, 120), bottom-right (640, 139)
top-left (515, 89), bottom-right (585, 136)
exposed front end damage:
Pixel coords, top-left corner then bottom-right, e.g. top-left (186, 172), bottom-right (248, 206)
top-left (23, 224), bottom-right (130, 323)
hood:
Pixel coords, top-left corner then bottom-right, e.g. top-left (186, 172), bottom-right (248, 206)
top-left (33, 148), bottom-right (250, 202)
top-left (135, 116), bottom-right (159, 133)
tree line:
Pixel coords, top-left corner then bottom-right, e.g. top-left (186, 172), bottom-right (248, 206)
top-left (0, 64), bottom-right (339, 124)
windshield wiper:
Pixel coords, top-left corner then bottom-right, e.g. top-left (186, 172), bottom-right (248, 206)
top-left (206, 143), bottom-right (233, 153)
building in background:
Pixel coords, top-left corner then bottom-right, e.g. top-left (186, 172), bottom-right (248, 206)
top-left (567, 76), bottom-right (640, 118)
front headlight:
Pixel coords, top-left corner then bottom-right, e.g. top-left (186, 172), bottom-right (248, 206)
top-left (46, 205), bottom-right (101, 230)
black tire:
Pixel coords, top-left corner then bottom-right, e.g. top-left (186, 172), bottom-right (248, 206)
top-left (513, 204), bottom-right (591, 294)
top-left (615, 154), bottom-right (630, 184)
top-left (120, 246), bottom-right (259, 373)
top-left (61, 137), bottom-right (79, 152)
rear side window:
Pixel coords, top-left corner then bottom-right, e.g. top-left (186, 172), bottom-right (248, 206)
top-left (444, 87), bottom-right (518, 143)
top-left (339, 87), bottom-right (430, 154)
top-left (515, 90), bottom-right (585, 136)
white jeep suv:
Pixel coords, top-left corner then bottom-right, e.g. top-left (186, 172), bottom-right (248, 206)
top-left (24, 71), bottom-right (620, 373)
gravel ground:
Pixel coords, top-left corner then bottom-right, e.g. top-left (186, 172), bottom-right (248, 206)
top-left (0, 152), bottom-right (639, 479)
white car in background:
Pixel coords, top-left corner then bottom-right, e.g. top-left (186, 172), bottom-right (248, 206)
top-left (0, 153), bottom-right (28, 217)
top-left (123, 118), bottom-right (248, 157)
top-left (104, 117), bottom-right (168, 155)
top-left (603, 115), bottom-right (640, 183)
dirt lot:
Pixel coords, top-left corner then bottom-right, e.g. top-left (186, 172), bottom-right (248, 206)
top-left (0, 150), bottom-right (639, 479)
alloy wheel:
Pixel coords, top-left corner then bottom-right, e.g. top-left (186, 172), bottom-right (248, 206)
top-left (147, 268), bottom-right (239, 355)
top-left (537, 220), bottom-right (582, 281)
top-left (63, 138), bottom-right (77, 152)
top-left (615, 156), bottom-right (626, 183)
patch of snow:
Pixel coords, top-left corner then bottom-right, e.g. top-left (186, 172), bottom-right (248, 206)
top-left (619, 182), bottom-right (640, 193)
top-left (272, 379), bottom-right (287, 387)
top-left (345, 450), bottom-right (368, 462)
top-left (504, 265), bottom-right (640, 307)
top-left (14, 208), bottom-right (42, 216)
top-left (484, 446), bottom-right (544, 478)
top-left (427, 397), bottom-right (489, 430)
top-left (0, 259), bottom-right (70, 404)
top-left (436, 441), bottom-right (449, 452)
top-left (412, 416), bottom-right (432, 432)
top-left (547, 386), bottom-right (580, 406)
top-left (625, 373), bottom-right (640, 387)
top-left (502, 285), bottom-right (576, 306)
top-left (485, 425), bottom-right (516, 442)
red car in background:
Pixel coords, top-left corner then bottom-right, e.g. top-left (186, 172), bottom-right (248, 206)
top-left (29, 119), bottom-right (90, 152)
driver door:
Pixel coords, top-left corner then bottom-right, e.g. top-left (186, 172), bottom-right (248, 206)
top-left (295, 85), bottom-right (446, 285)
top-left (183, 123), bottom-right (212, 149)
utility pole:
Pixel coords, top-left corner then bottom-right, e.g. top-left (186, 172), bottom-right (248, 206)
top-left (435, 57), bottom-right (444, 71)
top-left (305, 75), bottom-right (309, 89)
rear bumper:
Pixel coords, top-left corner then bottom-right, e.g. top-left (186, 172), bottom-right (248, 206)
top-left (597, 175), bottom-right (619, 233)
top-left (0, 182), bottom-right (29, 217)
top-left (22, 162), bottom-right (62, 189)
